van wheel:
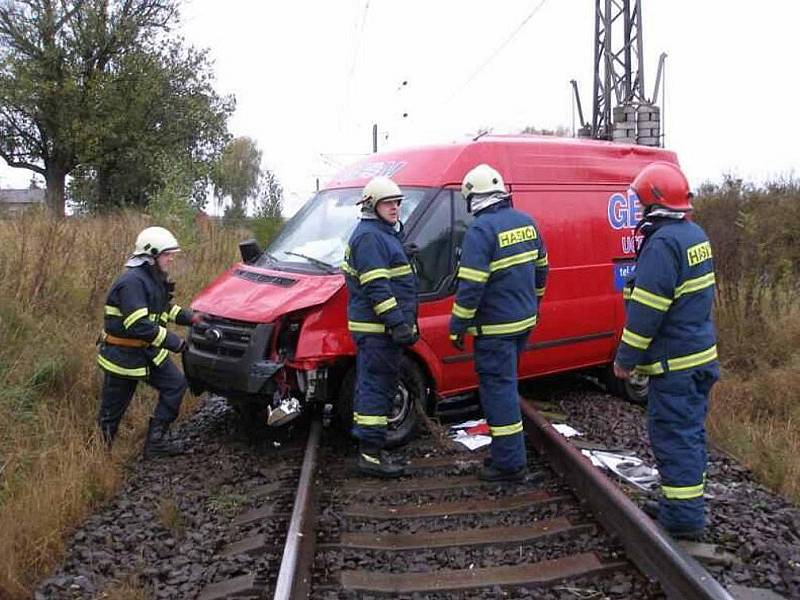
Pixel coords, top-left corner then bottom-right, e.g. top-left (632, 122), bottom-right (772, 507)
top-left (337, 355), bottom-right (425, 448)
top-left (602, 365), bottom-right (649, 406)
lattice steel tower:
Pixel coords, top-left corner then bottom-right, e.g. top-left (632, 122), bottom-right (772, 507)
top-left (573, 0), bottom-right (666, 146)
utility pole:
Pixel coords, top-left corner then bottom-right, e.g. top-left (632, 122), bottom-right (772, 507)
top-left (572, 0), bottom-right (666, 147)
top-left (372, 124), bottom-right (378, 153)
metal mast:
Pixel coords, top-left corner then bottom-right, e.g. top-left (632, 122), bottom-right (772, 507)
top-left (575, 0), bottom-right (666, 146)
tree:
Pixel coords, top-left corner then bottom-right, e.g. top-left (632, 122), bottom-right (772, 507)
top-left (69, 43), bottom-right (233, 211)
top-left (255, 168), bottom-right (283, 219)
top-left (0, 0), bottom-right (231, 215)
top-left (213, 136), bottom-right (262, 216)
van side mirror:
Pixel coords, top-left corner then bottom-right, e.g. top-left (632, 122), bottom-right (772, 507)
top-left (239, 239), bottom-right (262, 264)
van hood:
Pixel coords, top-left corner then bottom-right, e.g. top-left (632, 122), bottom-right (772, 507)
top-left (191, 264), bottom-right (345, 323)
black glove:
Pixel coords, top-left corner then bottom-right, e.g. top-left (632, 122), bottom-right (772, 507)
top-left (450, 332), bottom-right (465, 351)
top-left (176, 338), bottom-right (188, 353)
top-left (402, 242), bottom-right (419, 259)
top-left (391, 323), bottom-right (416, 346)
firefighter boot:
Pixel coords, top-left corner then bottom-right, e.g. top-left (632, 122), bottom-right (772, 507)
top-left (479, 463), bottom-right (528, 483)
top-left (357, 445), bottom-right (405, 479)
top-left (143, 419), bottom-right (184, 459)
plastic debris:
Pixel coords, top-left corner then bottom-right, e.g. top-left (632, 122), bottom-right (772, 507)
top-left (552, 423), bottom-right (582, 438)
top-left (582, 449), bottom-right (660, 491)
top-left (450, 418), bottom-right (492, 451)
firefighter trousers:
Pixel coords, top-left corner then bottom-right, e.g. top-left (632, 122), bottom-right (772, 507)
top-left (648, 363), bottom-right (719, 533)
top-left (474, 333), bottom-right (528, 472)
top-left (352, 334), bottom-right (401, 450)
top-left (98, 358), bottom-right (187, 444)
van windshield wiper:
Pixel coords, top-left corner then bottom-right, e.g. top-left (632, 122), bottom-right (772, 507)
top-left (283, 251), bottom-right (339, 274)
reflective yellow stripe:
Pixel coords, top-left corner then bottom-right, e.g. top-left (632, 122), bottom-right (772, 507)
top-left (490, 422), bottom-right (523, 436)
top-left (341, 262), bottom-right (358, 277)
top-left (354, 413), bottom-right (388, 426)
top-left (388, 264), bottom-right (412, 277)
top-left (489, 250), bottom-right (537, 272)
top-left (152, 348), bottom-right (170, 366)
top-left (631, 287), bottom-right (672, 312)
top-left (168, 305), bottom-right (182, 321)
top-left (622, 287), bottom-right (632, 300)
top-left (359, 268), bottom-right (391, 284)
top-left (374, 297), bottom-right (398, 315)
top-left (535, 287), bottom-right (546, 297)
top-left (621, 328), bottom-right (652, 350)
top-left (348, 320), bottom-right (386, 333)
top-left (97, 355), bottom-right (147, 378)
top-left (159, 313), bottom-right (169, 324)
top-left (152, 326), bottom-right (167, 347)
top-left (662, 481), bottom-right (704, 500)
top-left (451, 302), bottom-right (477, 319)
top-left (667, 345), bottom-right (718, 371)
top-left (535, 255), bottom-right (548, 267)
top-left (457, 266), bottom-right (490, 283)
top-left (674, 272), bottom-right (716, 298)
top-left (104, 305), bottom-right (123, 317)
top-left (123, 307), bottom-right (149, 329)
top-left (634, 361), bottom-right (664, 375)
top-left (467, 315), bottom-right (537, 336)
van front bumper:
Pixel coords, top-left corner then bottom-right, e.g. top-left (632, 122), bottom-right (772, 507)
top-left (182, 317), bottom-right (281, 396)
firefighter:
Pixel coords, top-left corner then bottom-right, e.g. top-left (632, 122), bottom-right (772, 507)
top-left (449, 164), bottom-right (548, 482)
top-left (614, 162), bottom-right (719, 540)
top-left (342, 176), bottom-right (419, 478)
top-left (97, 226), bottom-right (201, 458)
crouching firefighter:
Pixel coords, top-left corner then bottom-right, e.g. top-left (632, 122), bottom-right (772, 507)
top-left (97, 226), bottom-right (202, 458)
top-left (614, 162), bottom-right (719, 540)
top-left (449, 164), bottom-right (548, 482)
top-left (342, 176), bottom-right (419, 478)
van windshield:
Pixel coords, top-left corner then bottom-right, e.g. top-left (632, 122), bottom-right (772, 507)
top-left (261, 187), bottom-right (428, 270)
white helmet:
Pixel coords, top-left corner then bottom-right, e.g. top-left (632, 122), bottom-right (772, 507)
top-left (358, 176), bottom-right (403, 215)
top-left (132, 226), bottom-right (180, 257)
top-left (461, 164), bottom-right (509, 213)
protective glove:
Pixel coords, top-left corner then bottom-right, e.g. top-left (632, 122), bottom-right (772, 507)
top-left (176, 338), bottom-right (189, 353)
top-left (449, 332), bottom-right (465, 351)
top-left (391, 322), bottom-right (416, 346)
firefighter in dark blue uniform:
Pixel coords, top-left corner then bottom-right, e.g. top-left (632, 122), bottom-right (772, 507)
top-left (449, 164), bottom-right (548, 482)
top-left (342, 176), bottom-right (419, 478)
top-left (614, 162), bottom-right (719, 540)
top-left (97, 226), bottom-right (201, 458)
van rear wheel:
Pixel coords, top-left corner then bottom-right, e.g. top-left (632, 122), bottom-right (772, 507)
top-left (337, 355), bottom-right (425, 448)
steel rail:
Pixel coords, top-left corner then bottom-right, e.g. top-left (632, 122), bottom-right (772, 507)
top-left (273, 418), bottom-right (321, 600)
top-left (520, 398), bottom-right (733, 600)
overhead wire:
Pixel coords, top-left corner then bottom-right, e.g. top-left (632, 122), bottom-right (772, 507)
top-left (446, 0), bottom-right (549, 104)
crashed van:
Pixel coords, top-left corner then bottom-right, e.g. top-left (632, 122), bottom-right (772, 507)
top-left (183, 135), bottom-right (677, 444)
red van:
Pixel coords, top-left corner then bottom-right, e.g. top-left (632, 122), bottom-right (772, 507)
top-left (184, 135), bottom-right (677, 444)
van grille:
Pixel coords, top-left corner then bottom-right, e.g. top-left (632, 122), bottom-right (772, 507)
top-left (234, 269), bottom-right (296, 287)
top-left (190, 315), bottom-right (259, 359)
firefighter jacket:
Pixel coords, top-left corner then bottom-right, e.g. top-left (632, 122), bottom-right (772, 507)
top-left (98, 263), bottom-right (192, 379)
top-left (342, 218), bottom-right (418, 335)
top-left (449, 200), bottom-right (548, 337)
top-left (616, 218), bottom-right (717, 375)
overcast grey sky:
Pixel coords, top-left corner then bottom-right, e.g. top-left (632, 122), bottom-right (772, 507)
top-left (2, 0), bottom-right (797, 215)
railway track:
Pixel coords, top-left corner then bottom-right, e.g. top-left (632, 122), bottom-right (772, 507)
top-left (196, 398), bottom-right (733, 600)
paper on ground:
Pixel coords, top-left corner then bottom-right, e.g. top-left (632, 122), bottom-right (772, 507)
top-left (582, 449), bottom-right (660, 491)
top-left (552, 423), bottom-right (582, 438)
top-left (452, 432), bottom-right (492, 451)
top-left (450, 419), bottom-right (486, 430)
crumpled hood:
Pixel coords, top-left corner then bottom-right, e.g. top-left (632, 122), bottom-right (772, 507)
top-left (191, 264), bottom-right (345, 323)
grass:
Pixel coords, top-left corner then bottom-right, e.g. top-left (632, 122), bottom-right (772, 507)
top-left (0, 209), bottom-right (251, 598)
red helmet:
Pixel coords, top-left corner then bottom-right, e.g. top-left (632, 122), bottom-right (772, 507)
top-left (631, 162), bottom-right (693, 211)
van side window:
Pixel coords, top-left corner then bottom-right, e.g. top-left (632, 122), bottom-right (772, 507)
top-left (411, 190), bottom-right (453, 294)
top-left (452, 191), bottom-right (473, 259)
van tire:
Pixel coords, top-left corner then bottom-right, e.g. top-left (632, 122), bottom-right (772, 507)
top-left (337, 355), bottom-right (424, 448)
top-left (602, 365), bottom-right (649, 406)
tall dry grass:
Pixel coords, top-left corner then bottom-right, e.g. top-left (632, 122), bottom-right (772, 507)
top-left (0, 209), bottom-right (247, 598)
top-left (695, 177), bottom-right (800, 503)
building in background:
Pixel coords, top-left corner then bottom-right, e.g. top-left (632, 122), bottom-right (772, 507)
top-left (0, 189), bottom-right (45, 215)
